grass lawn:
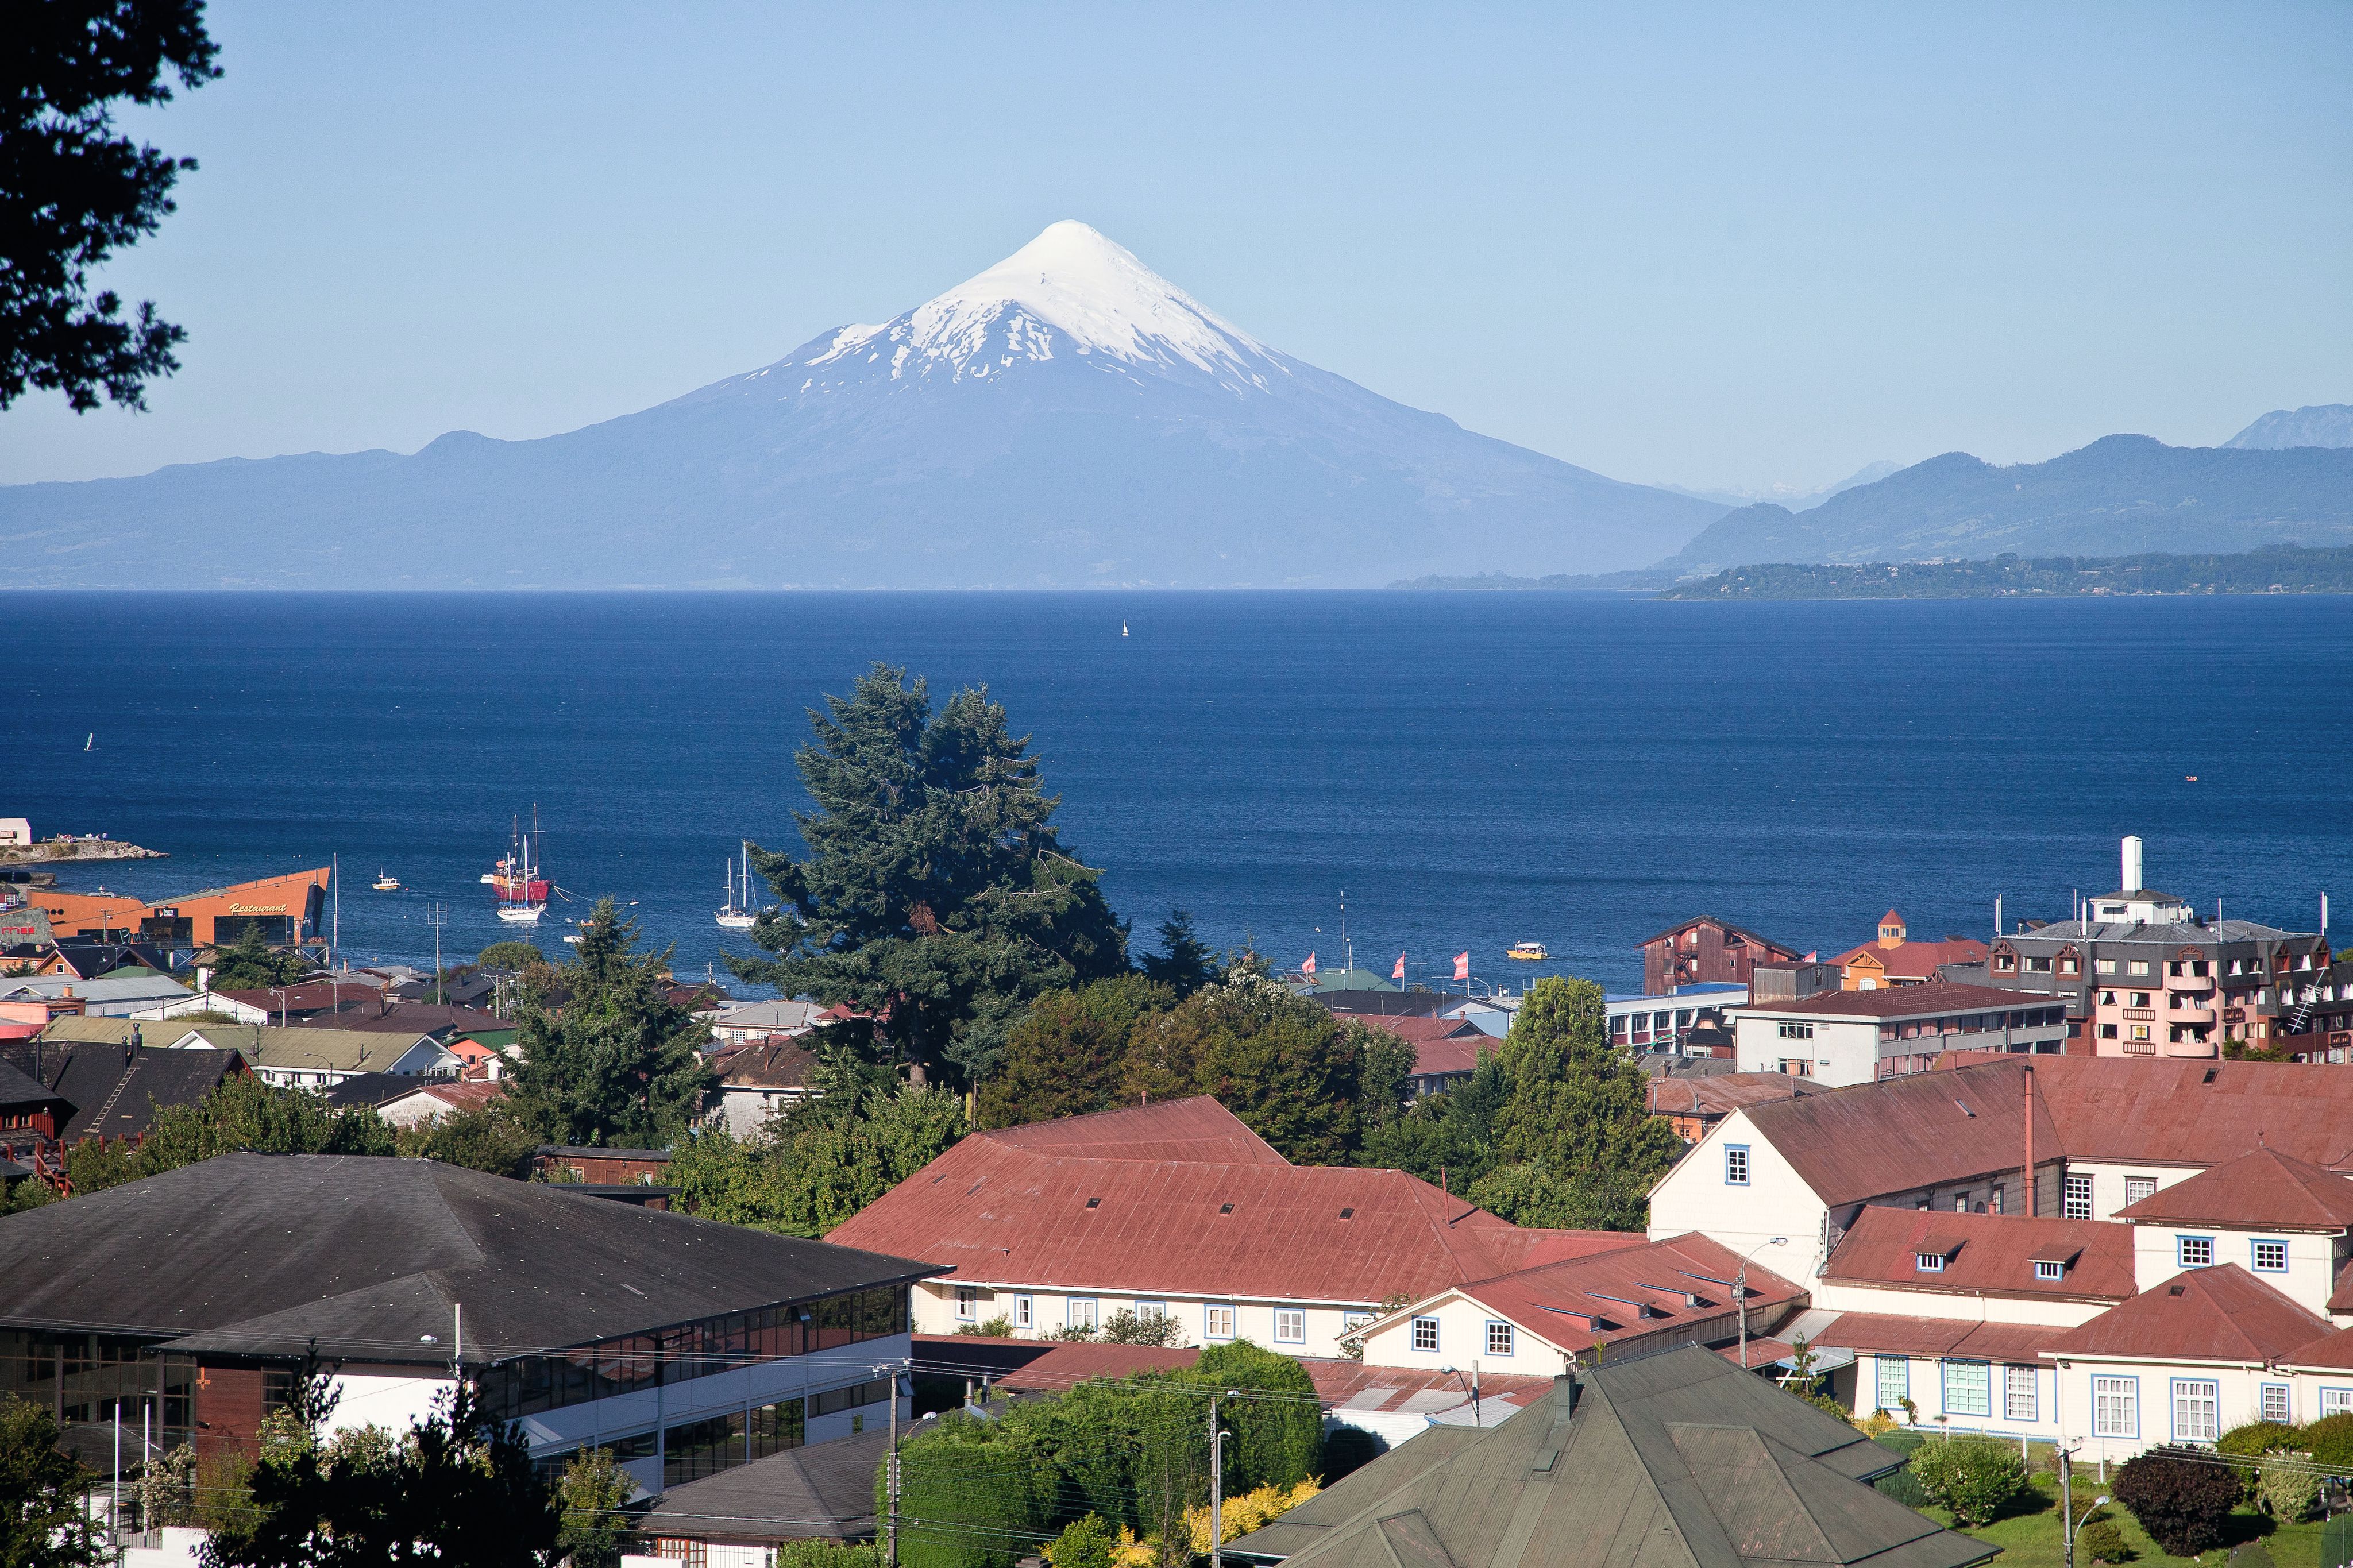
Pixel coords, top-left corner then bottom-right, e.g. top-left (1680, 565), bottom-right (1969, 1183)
top-left (1915, 1472), bottom-right (2326, 1568)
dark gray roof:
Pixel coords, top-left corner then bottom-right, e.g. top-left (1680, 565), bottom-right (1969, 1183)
top-left (0, 1059), bottom-right (62, 1110)
top-left (1226, 1345), bottom-right (1992, 1568)
top-left (538, 1145), bottom-right (672, 1161)
top-left (2003, 918), bottom-right (2311, 947)
top-left (321, 1071), bottom-right (448, 1109)
top-left (44, 1044), bottom-right (244, 1144)
top-left (0, 1152), bottom-right (945, 1364)
top-left (639, 1428), bottom-right (887, 1543)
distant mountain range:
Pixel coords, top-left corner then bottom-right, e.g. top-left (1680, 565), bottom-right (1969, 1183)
top-left (2224, 404), bottom-right (2353, 450)
top-left (0, 222), bottom-right (1725, 589)
top-left (1654, 460), bottom-right (1901, 513)
top-left (1649, 435), bottom-right (2353, 577)
top-left (1657, 543), bottom-right (2353, 600)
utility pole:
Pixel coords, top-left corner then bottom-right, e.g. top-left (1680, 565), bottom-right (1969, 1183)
top-left (1737, 1237), bottom-right (1788, 1371)
top-left (2060, 1443), bottom-right (2074, 1568)
top-left (426, 902), bottom-right (448, 1005)
top-left (1209, 1394), bottom-right (1223, 1568)
top-left (880, 1361), bottom-right (904, 1568)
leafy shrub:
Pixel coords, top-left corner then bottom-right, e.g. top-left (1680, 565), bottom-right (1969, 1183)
top-left (2257, 1451), bottom-right (2321, 1523)
top-left (1874, 1462), bottom-right (1931, 1509)
top-left (2112, 1445), bottom-right (2244, 1558)
top-left (2217, 1420), bottom-right (2304, 1458)
top-left (2078, 1519), bottom-right (2134, 1563)
top-left (1859, 1409), bottom-right (1900, 1437)
top-left (1909, 1434), bottom-right (2031, 1525)
top-left (2304, 1412), bottom-right (2353, 1469)
top-left (957, 1315), bottom-right (1014, 1338)
top-left (1044, 1513), bottom-right (1118, 1568)
top-left (773, 1546), bottom-right (884, 1568)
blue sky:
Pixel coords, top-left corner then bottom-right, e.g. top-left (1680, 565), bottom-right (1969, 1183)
top-left (5, 1), bottom-right (2347, 492)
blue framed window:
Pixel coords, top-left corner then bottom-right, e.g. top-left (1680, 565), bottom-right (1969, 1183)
top-left (2003, 1365), bottom-right (2037, 1423)
top-left (2093, 1374), bottom-right (2138, 1438)
top-left (2252, 1238), bottom-right (2289, 1273)
top-left (1942, 1359), bottom-right (1992, 1418)
top-left (1067, 1297), bottom-right (1100, 1333)
top-left (1876, 1356), bottom-right (1909, 1413)
top-left (2176, 1234), bottom-right (2214, 1269)
top-left (2323, 1388), bottom-right (2353, 1418)
top-left (1725, 1144), bottom-right (1751, 1185)
top-left (2171, 1378), bottom-right (2220, 1442)
top-left (2261, 1384), bottom-right (2292, 1424)
top-left (1485, 1321), bottom-right (1515, 1357)
top-left (1411, 1316), bottom-right (1441, 1353)
top-left (1203, 1302), bottom-right (1236, 1340)
top-left (1273, 1308), bottom-right (1306, 1343)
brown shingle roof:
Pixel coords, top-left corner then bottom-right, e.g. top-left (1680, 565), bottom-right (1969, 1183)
top-left (824, 1098), bottom-right (1640, 1306)
top-left (2114, 1146), bottom-right (2353, 1231)
top-left (1822, 1207), bottom-right (2135, 1301)
top-left (2042, 1266), bottom-right (2330, 1363)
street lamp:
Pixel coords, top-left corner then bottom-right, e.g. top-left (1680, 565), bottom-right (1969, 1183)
top-left (1737, 1237), bottom-right (1788, 1372)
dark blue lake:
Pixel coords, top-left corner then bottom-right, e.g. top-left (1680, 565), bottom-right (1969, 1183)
top-left (5, 592), bottom-right (2348, 993)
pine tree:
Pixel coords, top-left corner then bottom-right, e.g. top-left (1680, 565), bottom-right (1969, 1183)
top-left (504, 899), bottom-right (715, 1148)
top-left (979, 975), bottom-right (1173, 1128)
top-left (1137, 911), bottom-right (1218, 995)
top-left (731, 665), bottom-right (1128, 1088)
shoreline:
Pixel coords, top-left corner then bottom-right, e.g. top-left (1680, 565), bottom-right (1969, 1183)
top-left (0, 840), bottom-right (168, 866)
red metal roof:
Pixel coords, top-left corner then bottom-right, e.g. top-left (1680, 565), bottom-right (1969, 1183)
top-left (2042, 1265), bottom-right (2331, 1363)
top-left (1822, 1206), bottom-right (2135, 1301)
top-left (2031, 1058), bottom-right (2353, 1171)
top-left (400, 1080), bottom-right (506, 1113)
top-left (1742, 1060), bottom-right (2062, 1208)
top-left (983, 1095), bottom-right (1289, 1165)
top-left (1803, 1312), bottom-right (2066, 1364)
top-left (1448, 1233), bottom-right (1806, 1352)
top-left (1747, 980), bottom-right (2045, 1021)
top-left (2286, 1326), bottom-right (2353, 1371)
top-left (825, 1098), bottom-right (1638, 1305)
top-left (1647, 1071), bottom-right (1813, 1118)
top-left (1413, 1036), bottom-right (1489, 1077)
top-left (2113, 1146), bottom-right (2353, 1230)
top-left (1339, 1014), bottom-right (1487, 1045)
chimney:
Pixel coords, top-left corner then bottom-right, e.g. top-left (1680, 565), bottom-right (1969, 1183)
top-left (2121, 836), bottom-right (2143, 894)
top-left (196, 966), bottom-right (213, 994)
top-left (2022, 1065), bottom-right (2035, 1217)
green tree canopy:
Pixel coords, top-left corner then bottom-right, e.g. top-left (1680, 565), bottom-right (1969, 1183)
top-left (978, 974), bottom-right (1173, 1129)
top-left (200, 920), bottom-right (311, 990)
top-left (0, 1394), bottom-right (104, 1568)
top-left (1121, 975), bottom-right (1370, 1164)
top-left (503, 898), bottom-right (715, 1149)
top-left (474, 940), bottom-right (550, 972)
top-left (4, 1), bottom-right (220, 412)
top-left (730, 665), bottom-right (1128, 1089)
top-left (391, 1103), bottom-right (539, 1179)
top-left (668, 1054), bottom-right (966, 1237)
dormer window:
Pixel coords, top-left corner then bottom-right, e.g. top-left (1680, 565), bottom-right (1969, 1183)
top-left (2034, 1260), bottom-right (2065, 1282)
top-left (1915, 1252), bottom-right (1946, 1273)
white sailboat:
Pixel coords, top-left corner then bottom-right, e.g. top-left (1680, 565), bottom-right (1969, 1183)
top-left (716, 842), bottom-right (758, 930)
top-left (495, 817), bottom-right (547, 924)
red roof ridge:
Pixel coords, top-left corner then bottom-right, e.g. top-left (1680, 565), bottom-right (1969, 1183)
top-left (978, 1095), bottom-right (1290, 1166)
top-left (2043, 1265), bottom-right (2330, 1364)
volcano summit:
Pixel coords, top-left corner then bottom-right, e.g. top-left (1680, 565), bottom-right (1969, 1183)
top-left (1, 222), bottom-right (1726, 589)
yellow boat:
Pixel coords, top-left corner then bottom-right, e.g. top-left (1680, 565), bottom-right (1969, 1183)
top-left (1506, 941), bottom-right (1548, 961)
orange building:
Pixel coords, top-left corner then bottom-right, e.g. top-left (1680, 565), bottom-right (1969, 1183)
top-left (33, 868), bottom-right (329, 948)
top-left (1833, 909), bottom-right (1989, 990)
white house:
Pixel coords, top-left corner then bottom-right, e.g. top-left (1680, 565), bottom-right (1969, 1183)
top-left (1729, 981), bottom-right (2069, 1086)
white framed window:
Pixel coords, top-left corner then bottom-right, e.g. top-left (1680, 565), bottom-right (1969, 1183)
top-left (1486, 1321), bottom-right (1514, 1357)
top-left (2004, 1365), bottom-right (2037, 1423)
top-left (1205, 1303), bottom-right (1236, 1340)
top-left (2128, 960), bottom-right (2151, 977)
top-left (2062, 1175), bottom-right (2094, 1220)
top-left (1012, 1295), bottom-right (1033, 1330)
top-left (954, 1285), bottom-right (978, 1322)
top-left (1411, 1316), bottom-right (1441, 1354)
top-left (1134, 1300), bottom-right (1167, 1322)
top-left (1914, 1252), bottom-right (1945, 1273)
top-left (1067, 1297), bottom-right (1099, 1332)
top-left (1725, 1145), bottom-right (1750, 1185)
top-left (2177, 1235), bottom-right (2214, 1268)
top-left (2124, 1176), bottom-right (2156, 1205)
top-left (2172, 1378), bottom-right (2220, 1442)
top-left (2094, 1376), bottom-right (2138, 1438)
top-left (1274, 1308), bottom-right (1306, 1343)
top-left (1943, 1360), bottom-right (1992, 1417)
top-left (2322, 1388), bottom-right (2353, 1418)
top-left (2034, 1260), bottom-right (2064, 1282)
top-left (1777, 1021), bottom-right (1815, 1040)
top-left (1876, 1356), bottom-right (1909, 1413)
top-left (2252, 1239), bottom-right (2289, 1273)
top-left (2262, 1384), bottom-right (2292, 1424)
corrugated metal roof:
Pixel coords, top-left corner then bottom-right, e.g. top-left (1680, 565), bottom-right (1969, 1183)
top-left (1800, 1312), bottom-right (2067, 1363)
top-left (1648, 1072), bottom-right (1813, 1118)
top-left (1451, 1233), bottom-right (1806, 1353)
top-left (2113, 1145), bottom-right (2353, 1229)
top-left (1742, 1060), bottom-right (2061, 1207)
top-left (1822, 1207), bottom-right (2135, 1301)
top-left (1746, 981), bottom-right (2049, 1021)
top-left (2042, 1265), bottom-right (2329, 1362)
top-left (825, 1098), bottom-right (1637, 1304)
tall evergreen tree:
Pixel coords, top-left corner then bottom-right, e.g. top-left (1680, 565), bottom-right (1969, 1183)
top-left (504, 899), bottom-right (714, 1148)
top-left (978, 974), bottom-right (1173, 1129)
top-left (732, 665), bottom-right (1128, 1088)
top-left (1137, 910), bottom-right (1218, 996)
top-left (1121, 975), bottom-right (1367, 1164)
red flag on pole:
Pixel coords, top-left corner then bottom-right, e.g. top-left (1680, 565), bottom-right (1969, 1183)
top-left (1453, 951), bottom-right (1470, 981)
top-left (1302, 952), bottom-right (1317, 976)
top-left (1392, 953), bottom-right (1406, 981)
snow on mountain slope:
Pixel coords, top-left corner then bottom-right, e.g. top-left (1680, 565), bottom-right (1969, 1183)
top-left (0, 222), bottom-right (1729, 589)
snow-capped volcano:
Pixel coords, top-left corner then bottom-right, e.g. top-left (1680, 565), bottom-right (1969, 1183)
top-left (803, 220), bottom-right (1279, 393)
top-left (0, 222), bottom-right (1731, 589)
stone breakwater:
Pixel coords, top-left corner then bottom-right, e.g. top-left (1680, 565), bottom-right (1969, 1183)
top-left (0, 837), bottom-right (167, 864)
